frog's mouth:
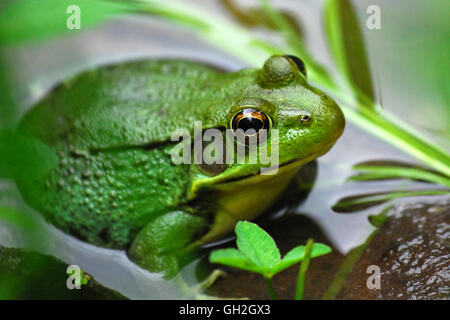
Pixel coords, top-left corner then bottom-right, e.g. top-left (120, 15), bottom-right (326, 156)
top-left (188, 141), bottom-right (334, 202)
top-left (214, 143), bottom-right (333, 188)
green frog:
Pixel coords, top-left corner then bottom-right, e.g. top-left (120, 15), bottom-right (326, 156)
top-left (16, 55), bottom-right (345, 277)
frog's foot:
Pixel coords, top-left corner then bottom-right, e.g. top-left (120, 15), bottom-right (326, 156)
top-left (128, 211), bottom-right (247, 299)
top-left (128, 210), bottom-right (208, 278)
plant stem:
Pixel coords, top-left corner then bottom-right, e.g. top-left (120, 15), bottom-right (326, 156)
top-left (264, 276), bottom-right (276, 300)
top-left (295, 238), bottom-right (314, 300)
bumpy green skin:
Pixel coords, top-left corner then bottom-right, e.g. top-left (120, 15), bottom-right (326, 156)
top-left (17, 56), bottom-right (345, 276)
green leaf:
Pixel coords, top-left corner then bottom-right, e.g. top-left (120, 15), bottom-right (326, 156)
top-left (0, 129), bottom-right (59, 180)
top-left (209, 248), bottom-right (263, 273)
top-left (324, 0), bottom-right (375, 108)
top-left (0, 206), bottom-right (35, 230)
top-left (259, 0), bottom-right (335, 87)
top-left (270, 243), bottom-right (332, 275)
top-left (322, 230), bottom-right (376, 300)
top-left (349, 161), bottom-right (450, 188)
top-left (332, 189), bottom-right (450, 213)
top-left (368, 213), bottom-right (388, 228)
top-left (220, 0), bottom-right (303, 39)
top-left (235, 221), bottom-right (280, 269)
top-left (0, 0), bottom-right (133, 45)
top-left (0, 53), bottom-right (18, 128)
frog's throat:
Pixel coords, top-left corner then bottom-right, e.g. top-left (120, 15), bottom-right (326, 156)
top-left (193, 146), bottom-right (331, 245)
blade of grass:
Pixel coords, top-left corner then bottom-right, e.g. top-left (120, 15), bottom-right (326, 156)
top-left (0, 0), bottom-right (134, 45)
top-left (323, 206), bottom-right (391, 299)
top-left (220, 0), bottom-right (304, 37)
top-left (332, 189), bottom-right (449, 213)
top-left (135, 0), bottom-right (282, 67)
top-left (322, 231), bottom-right (375, 299)
top-left (350, 165), bottom-right (450, 188)
top-left (258, 0), bottom-right (336, 88)
top-left (324, 0), bottom-right (375, 108)
top-left (338, 104), bottom-right (450, 177)
top-left (0, 52), bottom-right (18, 128)
top-left (295, 238), bottom-right (314, 300)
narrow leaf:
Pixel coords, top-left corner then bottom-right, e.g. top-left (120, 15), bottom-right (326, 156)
top-left (220, 0), bottom-right (303, 39)
top-left (340, 104), bottom-right (450, 177)
top-left (295, 238), bottom-right (314, 300)
top-left (235, 221), bottom-right (280, 269)
top-left (349, 160), bottom-right (450, 187)
top-left (209, 248), bottom-right (263, 273)
top-left (258, 0), bottom-right (335, 87)
top-left (0, 53), bottom-right (18, 128)
top-left (350, 167), bottom-right (450, 188)
top-left (324, 0), bottom-right (375, 107)
top-left (0, 206), bottom-right (35, 230)
top-left (0, 129), bottom-right (59, 181)
top-left (368, 213), bottom-right (388, 228)
top-left (332, 189), bottom-right (450, 213)
top-left (0, 0), bottom-right (133, 45)
top-left (270, 243), bottom-right (331, 275)
top-left (322, 231), bottom-right (376, 300)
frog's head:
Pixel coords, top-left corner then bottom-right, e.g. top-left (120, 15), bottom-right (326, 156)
top-left (188, 55), bottom-right (344, 240)
top-left (249, 54), bottom-right (345, 171)
top-left (191, 55), bottom-right (344, 183)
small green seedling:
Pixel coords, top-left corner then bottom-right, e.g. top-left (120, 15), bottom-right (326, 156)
top-left (209, 221), bottom-right (331, 300)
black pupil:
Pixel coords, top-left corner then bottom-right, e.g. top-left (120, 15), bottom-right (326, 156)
top-left (285, 55), bottom-right (306, 76)
top-left (238, 117), bottom-right (264, 133)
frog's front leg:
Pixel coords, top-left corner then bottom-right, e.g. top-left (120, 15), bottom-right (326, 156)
top-left (128, 210), bottom-right (207, 278)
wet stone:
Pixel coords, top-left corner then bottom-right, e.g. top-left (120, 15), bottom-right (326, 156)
top-left (207, 197), bottom-right (449, 300)
top-left (337, 197), bottom-right (450, 300)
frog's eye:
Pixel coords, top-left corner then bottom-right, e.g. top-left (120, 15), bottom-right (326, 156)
top-left (284, 55), bottom-right (307, 77)
top-left (231, 108), bottom-right (271, 140)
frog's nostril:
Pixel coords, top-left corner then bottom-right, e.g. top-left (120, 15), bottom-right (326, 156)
top-left (300, 114), bottom-right (311, 124)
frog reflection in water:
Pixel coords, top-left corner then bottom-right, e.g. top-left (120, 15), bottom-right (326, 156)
top-left (17, 55), bottom-right (345, 277)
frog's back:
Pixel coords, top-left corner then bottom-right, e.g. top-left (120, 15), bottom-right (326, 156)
top-left (19, 60), bottom-right (249, 151)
